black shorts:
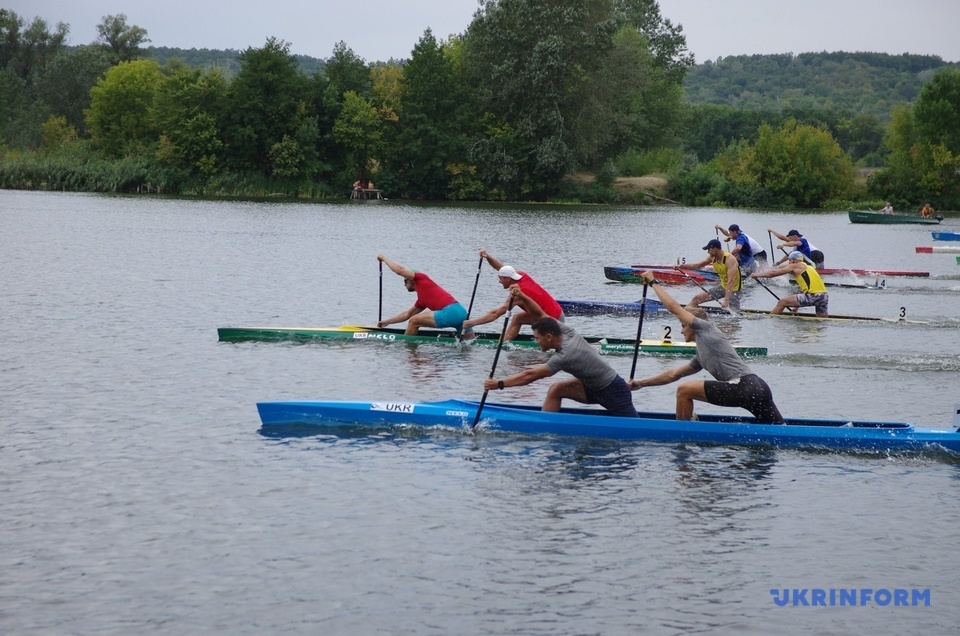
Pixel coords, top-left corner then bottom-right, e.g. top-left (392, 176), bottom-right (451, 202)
top-left (703, 374), bottom-right (784, 423)
top-left (584, 375), bottom-right (638, 417)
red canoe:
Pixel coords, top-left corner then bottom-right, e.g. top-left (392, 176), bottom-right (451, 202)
top-left (605, 266), bottom-right (718, 285)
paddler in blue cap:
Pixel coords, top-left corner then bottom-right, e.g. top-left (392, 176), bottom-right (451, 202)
top-left (750, 251), bottom-right (829, 317)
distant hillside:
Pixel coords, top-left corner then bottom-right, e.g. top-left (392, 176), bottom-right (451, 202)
top-left (125, 47), bottom-right (960, 122)
top-left (147, 46), bottom-right (326, 77)
top-left (684, 52), bottom-right (960, 118)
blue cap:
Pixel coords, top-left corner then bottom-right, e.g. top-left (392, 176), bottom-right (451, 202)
top-left (788, 251), bottom-right (804, 260)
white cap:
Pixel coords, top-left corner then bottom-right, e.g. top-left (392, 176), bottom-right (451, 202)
top-left (498, 265), bottom-right (522, 280)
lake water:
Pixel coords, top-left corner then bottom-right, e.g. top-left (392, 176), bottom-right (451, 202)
top-left (2, 189), bottom-right (959, 634)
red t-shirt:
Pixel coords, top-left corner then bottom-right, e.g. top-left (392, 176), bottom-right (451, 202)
top-left (516, 272), bottom-right (562, 319)
top-left (413, 272), bottom-right (457, 310)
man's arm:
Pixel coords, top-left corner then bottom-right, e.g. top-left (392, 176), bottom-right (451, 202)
top-left (751, 263), bottom-right (794, 279)
top-left (640, 271), bottom-right (696, 327)
top-left (768, 229), bottom-right (789, 242)
top-left (629, 363), bottom-right (696, 389)
top-left (377, 254), bottom-right (415, 279)
top-left (509, 284), bottom-right (545, 319)
top-left (479, 249), bottom-right (504, 271)
top-left (677, 256), bottom-right (712, 271)
top-left (463, 301), bottom-right (507, 329)
top-left (715, 224), bottom-right (731, 238)
top-left (485, 364), bottom-right (555, 391)
top-left (378, 305), bottom-right (424, 327)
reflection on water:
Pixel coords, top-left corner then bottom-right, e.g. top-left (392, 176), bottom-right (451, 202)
top-left (669, 445), bottom-right (777, 537)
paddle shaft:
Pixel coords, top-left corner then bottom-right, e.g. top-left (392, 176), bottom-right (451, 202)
top-left (464, 255), bottom-right (484, 320)
top-left (753, 276), bottom-right (782, 301)
top-left (677, 268), bottom-right (724, 307)
top-left (378, 260), bottom-right (383, 323)
top-left (629, 283), bottom-right (649, 381)
top-left (471, 300), bottom-right (514, 429)
top-left (459, 255), bottom-right (484, 343)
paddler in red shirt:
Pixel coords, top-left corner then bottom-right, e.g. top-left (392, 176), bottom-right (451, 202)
top-left (377, 254), bottom-right (468, 335)
top-left (463, 249), bottom-right (564, 341)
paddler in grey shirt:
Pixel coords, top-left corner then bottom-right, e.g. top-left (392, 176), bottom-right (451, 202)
top-left (629, 270), bottom-right (784, 423)
top-left (484, 286), bottom-right (638, 416)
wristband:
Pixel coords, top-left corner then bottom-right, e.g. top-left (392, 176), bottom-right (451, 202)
top-left (497, 380), bottom-right (505, 390)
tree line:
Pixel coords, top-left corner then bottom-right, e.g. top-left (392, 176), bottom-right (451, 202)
top-left (1, 2), bottom-right (958, 209)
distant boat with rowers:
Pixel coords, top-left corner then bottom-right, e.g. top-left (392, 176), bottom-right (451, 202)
top-left (216, 325), bottom-right (768, 357)
top-left (848, 208), bottom-right (942, 225)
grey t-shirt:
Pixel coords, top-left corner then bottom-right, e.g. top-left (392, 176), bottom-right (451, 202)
top-left (688, 317), bottom-right (753, 381)
top-left (545, 323), bottom-right (618, 391)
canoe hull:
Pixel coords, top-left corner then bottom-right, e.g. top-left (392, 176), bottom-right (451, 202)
top-left (605, 266), bottom-right (718, 285)
top-left (256, 399), bottom-right (960, 453)
top-left (559, 298), bottom-right (666, 316)
top-left (932, 231), bottom-right (960, 241)
top-left (848, 209), bottom-right (942, 225)
top-left (625, 263), bottom-right (929, 278)
top-left (916, 246), bottom-right (960, 254)
top-left (216, 325), bottom-right (767, 357)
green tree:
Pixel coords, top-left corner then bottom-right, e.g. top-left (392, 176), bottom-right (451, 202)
top-left (96, 14), bottom-right (150, 62)
top-left (871, 89), bottom-right (960, 208)
top-left (612, 0), bottom-right (695, 83)
top-left (0, 9), bottom-right (69, 147)
top-left (723, 120), bottom-right (856, 207)
top-left (913, 69), bottom-right (960, 153)
top-left (324, 41), bottom-right (370, 101)
top-left (40, 114), bottom-right (77, 153)
top-left (0, 10), bottom-right (69, 84)
top-left (332, 91), bottom-right (383, 181)
top-left (587, 26), bottom-right (685, 164)
top-left (222, 38), bottom-right (310, 174)
top-left (37, 45), bottom-right (114, 132)
top-left (836, 113), bottom-right (886, 165)
top-left (86, 59), bottom-right (164, 156)
top-left (154, 67), bottom-right (226, 174)
top-left (390, 29), bottom-right (468, 198)
top-left (463, 0), bottom-right (617, 196)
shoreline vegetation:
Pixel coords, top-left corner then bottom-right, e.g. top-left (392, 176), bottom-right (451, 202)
top-left (2, 7), bottom-right (959, 210)
top-left (0, 158), bottom-right (918, 213)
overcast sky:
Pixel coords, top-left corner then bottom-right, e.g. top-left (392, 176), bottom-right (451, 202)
top-left (9, 0), bottom-right (960, 64)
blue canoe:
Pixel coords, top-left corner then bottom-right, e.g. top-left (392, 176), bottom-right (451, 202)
top-left (932, 231), bottom-right (960, 241)
top-left (256, 399), bottom-right (960, 454)
top-left (558, 298), bottom-right (665, 316)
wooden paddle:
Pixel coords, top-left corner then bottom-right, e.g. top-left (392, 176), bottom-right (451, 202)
top-left (629, 283), bottom-right (649, 381)
top-left (472, 299), bottom-right (514, 429)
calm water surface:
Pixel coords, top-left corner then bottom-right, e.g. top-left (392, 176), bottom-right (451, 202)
top-left (2, 190), bottom-right (959, 634)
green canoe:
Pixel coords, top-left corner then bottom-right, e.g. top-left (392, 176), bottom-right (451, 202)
top-left (847, 209), bottom-right (942, 225)
top-left (217, 325), bottom-right (768, 358)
